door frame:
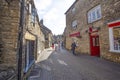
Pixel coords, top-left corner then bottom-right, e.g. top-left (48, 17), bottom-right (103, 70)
top-left (89, 27), bottom-right (100, 56)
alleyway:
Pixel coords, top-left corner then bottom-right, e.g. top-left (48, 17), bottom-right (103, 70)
top-left (28, 48), bottom-right (120, 80)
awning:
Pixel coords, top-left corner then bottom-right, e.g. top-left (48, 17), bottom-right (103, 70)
top-left (69, 32), bottom-right (80, 37)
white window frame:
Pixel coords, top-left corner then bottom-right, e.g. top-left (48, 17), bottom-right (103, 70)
top-left (87, 5), bottom-right (102, 23)
top-left (109, 27), bottom-right (120, 53)
top-left (72, 20), bottom-right (77, 29)
top-left (29, 4), bottom-right (31, 14)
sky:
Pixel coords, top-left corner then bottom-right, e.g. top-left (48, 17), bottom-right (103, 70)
top-left (34, 0), bottom-right (75, 35)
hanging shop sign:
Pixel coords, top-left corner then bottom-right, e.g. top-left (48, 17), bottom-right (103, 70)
top-left (69, 32), bottom-right (80, 37)
top-left (25, 31), bottom-right (36, 40)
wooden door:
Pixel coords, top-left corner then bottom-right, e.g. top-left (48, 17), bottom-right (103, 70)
top-left (90, 35), bottom-right (100, 56)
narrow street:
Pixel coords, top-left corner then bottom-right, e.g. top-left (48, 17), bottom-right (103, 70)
top-left (1, 1), bottom-right (120, 80)
top-left (28, 48), bottom-right (120, 80)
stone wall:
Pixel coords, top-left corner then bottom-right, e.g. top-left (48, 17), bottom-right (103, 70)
top-left (65, 0), bottom-right (90, 54)
top-left (65, 0), bottom-right (120, 63)
top-left (100, 0), bottom-right (120, 63)
top-left (30, 14), bottom-right (45, 60)
top-left (0, 0), bottom-right (20, 79)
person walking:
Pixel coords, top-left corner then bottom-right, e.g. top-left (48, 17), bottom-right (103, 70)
top-left (71, 42), bottom-right (77, 55)
top-left (52, 43), bottom-right (54, 49)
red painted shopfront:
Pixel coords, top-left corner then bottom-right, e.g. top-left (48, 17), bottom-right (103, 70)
top-left (89, 27), bottom-right (100, 56)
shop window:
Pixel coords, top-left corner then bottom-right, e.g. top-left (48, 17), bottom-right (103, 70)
top-left (113, 27), bottom-right (120, 51)
top-left (109, 26), bottom-right (120, 52)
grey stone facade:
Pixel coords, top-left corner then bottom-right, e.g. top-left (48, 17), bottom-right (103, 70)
top-left (65, 0), bottom-right (120, 63)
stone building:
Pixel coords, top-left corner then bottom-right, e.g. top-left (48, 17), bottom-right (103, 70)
top-left (26, 3), bottom-right (45, 61)
top-left (65, 0), bottom-right (120, 63)
top-left (0, 0), bottom-right (45, 80)
top-left (40, 20), bottom-right (53, 48)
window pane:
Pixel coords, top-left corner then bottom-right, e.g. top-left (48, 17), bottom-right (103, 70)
top-left (92, 11), bottom-right (96, 21)
top-left (113, 27), bottom-right (120, 51)
top-left (92, 38), bottom-right (95, 46)
top-left (96, 37), bottom-right (99, 46)
top-left (31, 7), bottom-right (36, 23)
top-left (119, 44), bottom-right (120, 50)
top-left (25, 40), bottom-right (35, 69)
top-left (72, 20), bottom-right (77, 28)
top-left (29, 41), bottom-right (34, 64)
top-left (96, 9), bottom-right (101, 19)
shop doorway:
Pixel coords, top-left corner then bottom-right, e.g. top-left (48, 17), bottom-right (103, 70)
top-left (89, 27), bottom-right (100, 56)
top-left (90, 35), bottom-right (100, 56)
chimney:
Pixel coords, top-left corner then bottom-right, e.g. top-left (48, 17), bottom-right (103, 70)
top-left (40, 19), bottom-right (43, 24)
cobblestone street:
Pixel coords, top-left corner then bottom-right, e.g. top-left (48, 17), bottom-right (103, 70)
top-left (28, 48), bottom-right (120, 80)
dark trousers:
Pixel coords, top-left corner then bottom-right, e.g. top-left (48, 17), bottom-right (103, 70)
top-left (72, 49), bottom-right (75, 55)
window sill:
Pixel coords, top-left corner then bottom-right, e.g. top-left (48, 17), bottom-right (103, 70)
top-left (109, 50), bottom-right (120, 53)
top-left (24, 60), bottom-right (35, 73)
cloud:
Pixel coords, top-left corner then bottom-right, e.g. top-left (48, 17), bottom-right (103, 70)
top-left (35, 0), bottom-right (52, 10)
top-left (43, 13), bottom-right (66, 35)
top-left (34, 0), bottom-right (75, 35)
top-left (34, 0), bottom-right (53, 18)
top-left (43, 8), bottom-right (59, 21)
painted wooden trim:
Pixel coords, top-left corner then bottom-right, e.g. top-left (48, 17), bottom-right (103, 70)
top-left (108, 20), bottom-right (120, 28)
top-left (109, 28), bottom-right (114, 51)
top-left (69, 32), bottom-right (80, 37)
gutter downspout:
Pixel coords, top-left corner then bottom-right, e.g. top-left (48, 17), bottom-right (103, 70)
top-left (17, 0), bottom-right (25, 80)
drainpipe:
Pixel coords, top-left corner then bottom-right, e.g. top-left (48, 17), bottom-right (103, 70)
top-left (17, 0), bottom-right (25, 80)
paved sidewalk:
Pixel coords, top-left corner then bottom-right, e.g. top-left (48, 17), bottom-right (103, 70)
top-left (28, 49), bottom-right (120, 80)
top-left (28, 48), bottom-right (54, 80)
top-left (36, 48), bottom-right (54, 63)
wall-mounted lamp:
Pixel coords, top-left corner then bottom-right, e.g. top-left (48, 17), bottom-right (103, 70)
top-left (96, 27), bottom-right (101, 31)
top-left (91, 26), bottom-right (101, 31)
top-left (76, 35), bottom-right (82, 38)
top-left (85, 29), bottom-right (88, 33)
top-left (84, 25), bottom-right (101, 34)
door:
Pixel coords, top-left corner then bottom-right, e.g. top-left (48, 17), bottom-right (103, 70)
top-left (25, 40), bottom-right (35, 70)
top-left (90, 35), bottom-right (100, 56)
